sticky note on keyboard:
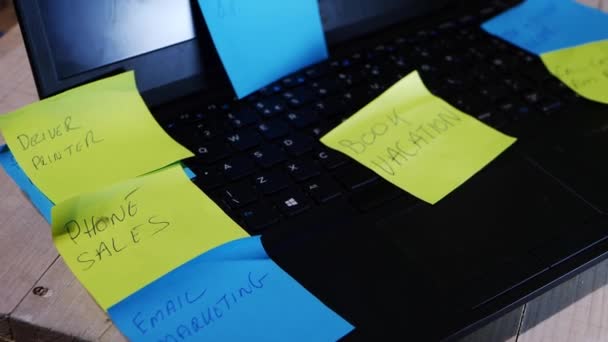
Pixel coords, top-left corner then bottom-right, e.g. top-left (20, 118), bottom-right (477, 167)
top-left (0, 144), bottom-right (196, 224)
top-left (541, 40), bottom-right (608, 104)
top-left (51, 164), bottom-right (248, 309)
top-left (321, 71), bottom-right (516, 204)
top-left (482, 0), bottom-right (608, 55)
top-left (0, 71), bottom-right (193, 203)
top-left (0, 145), bottom-right (53, 222)
top-left (108, 236), bottom-right (354, 342)
top-left (197, 0), bottom-right (328, 98)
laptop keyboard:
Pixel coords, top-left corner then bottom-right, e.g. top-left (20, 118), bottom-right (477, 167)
top-left (161, 2), bottom-right (581, 234)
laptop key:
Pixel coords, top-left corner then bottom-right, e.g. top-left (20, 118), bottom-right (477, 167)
top-left (220, 155), bottom-right (256, 181)
top-left (221, 182), bottom-right (257, 209)
top-left (254, 170), bottom-right (290, 195)
top-left (254, 96), bottom-right (286, 117)
top-left (241, 202), bottom-right (280, 233)
top-left (227, 108), bottom-right (259, 128)
top-left (282, 87), bottom-right (316, 108)
top-left (193, 142), bottom-right (231, 164)
top-left (315, 148), bottom-right (348, 170)
top-left (285, 110), bottom-right (320, 129)
top-left (226, 128), bottom-right (262, 151)
top-left (309, 123), bottom-right (333, 139)
top-left (190, 121), bottom-right (223, 141)
top-left (285, 158), bottom-right (322, 182)
top-left (273, 189), bottom-right (311, 216)
top-left (539, 97), bottom-right (563, 114)
top-left (333, 164), bottom-right (379, 190)
top-left (257, 119), bottom-right (290, 140)
top-left (311, 78), bottom-right (341, 97)
top-left (279, 133), bottom-right (314, 156)
top-left (304, 65), bottom-right (328, 79)
top-left (522, 91), bottom-right (543, 105)
top-left (349, 179), bottom-right (405, 212)
top-left (192, 167), bottom-right (225, 190)
top-left (313, 97), bottom-right (344, 118)
top-left (281, 74), bottom-right (307, 88)
top-left (176, 112), bottom-right (205, 124)
top-left (303, 176), bottom-right (343, 203)
top-left (251, 144), bottom-right (287, 168)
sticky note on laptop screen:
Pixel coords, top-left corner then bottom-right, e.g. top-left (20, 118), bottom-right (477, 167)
top-left (51, 164), bottom-right (248, 309)
top-left (541, 40), bottom-right (608, 104)
top-left (108, 236), bottom-right (354, 342)
top-left (481, 0), bottom-right (608, 55)
top-left (0, 71), bottom-right (193, 203)
top-left (321, 71), bottom-right (516, 204)
top-left (197, 0), bottom-right (328, 98)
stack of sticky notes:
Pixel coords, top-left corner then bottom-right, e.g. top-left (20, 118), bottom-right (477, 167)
top-left (482, 0), bottom-right (608, 104)
top-left (0, 71), bottom-right (353, 341)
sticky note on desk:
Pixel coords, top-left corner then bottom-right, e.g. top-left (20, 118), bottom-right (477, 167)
top-left (0, 71), bottom-right (193, 203)
top-left (197, 0), bottom-right (328, 98)
top-left (541, 40), bottom-right (608, 104)
top-left (108, 236), bottom-right (354, 342)
top-left (51, 164), bottom-right (248, 309)
top-left (321, 71), bottom-right (516, 204)
top-left (0, 145), bottom-right (53, 222)
top-left (482, 0), bottom-right (608, 55)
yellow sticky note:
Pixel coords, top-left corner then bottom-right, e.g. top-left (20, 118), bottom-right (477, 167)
top-left (0, 71), bottom-right (193, 203)
top-left (321, 71), bottom-right (516, 204)
top-left (51, 164), bottom-right (248, 309)
top-left (541, 40), bottom-right (608, 104)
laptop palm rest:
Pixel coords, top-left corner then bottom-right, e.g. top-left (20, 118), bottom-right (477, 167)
top-left (263, 148), bottom-right (603, 340)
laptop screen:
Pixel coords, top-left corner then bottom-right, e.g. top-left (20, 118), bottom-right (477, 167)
top-left (38, 1), bottom-right (197, 80)
top-left (25, 0), bottom-right (450, 102)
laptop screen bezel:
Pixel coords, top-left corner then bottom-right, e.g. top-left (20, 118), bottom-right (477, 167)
top-left (14, 0), bottom-right (452, 107)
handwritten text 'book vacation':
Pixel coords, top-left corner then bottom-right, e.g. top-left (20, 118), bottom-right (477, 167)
top-left (109, 236), bottom-right (354, 342)
top-left (52, 164), bottom-right (248, 309)
top-left (541, 40), bottom-right (608, 104)
top-left (321, 70), bottom-right (516, 204)
top-left (0, 71), bottom-right (193, 203)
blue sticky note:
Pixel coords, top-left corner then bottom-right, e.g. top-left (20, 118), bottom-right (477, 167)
top-left (182, 166), bottom-right (196, 179)
top-left (0, 145), bottom-right (53, 222)
top-left (198, 0), bottom-right (328, 98)
top-left (109, 236), bottom-right (354, 342)
top-left (482, 0), bottom-right (608, 55)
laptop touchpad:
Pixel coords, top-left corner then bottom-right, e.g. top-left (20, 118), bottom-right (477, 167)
top-left (375, 148), bottom-right (601, 309)
top-left (527, 102), bottom-right (608, 213)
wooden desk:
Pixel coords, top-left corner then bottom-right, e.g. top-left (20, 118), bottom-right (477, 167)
top-left (1, 2), bottom-right (608, 339)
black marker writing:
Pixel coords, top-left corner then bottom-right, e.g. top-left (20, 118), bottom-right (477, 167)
top-left (67, 187), bottom-right (172, 271)
top-left (31, 129), bottom-right (104, 170)
top-left (366, 109), bottom-right (462, 176)
top-left (17, 116), bottom-right (81, 151)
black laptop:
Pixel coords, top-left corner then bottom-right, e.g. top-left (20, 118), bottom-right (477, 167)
top-left (14, 0), bottom-right (608, 340)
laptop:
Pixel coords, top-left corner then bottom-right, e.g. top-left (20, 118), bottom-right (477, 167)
top-left (14, 0), bottom-right (608, 340)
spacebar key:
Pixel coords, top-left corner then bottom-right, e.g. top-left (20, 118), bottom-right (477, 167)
top-left (349, 179), bottom-right (403, 212)
top-left (333, 164), bottom-right (379, 190)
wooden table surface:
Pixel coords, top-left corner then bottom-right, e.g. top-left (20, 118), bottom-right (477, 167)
top-left (1, 1), bottom-right (608, 340)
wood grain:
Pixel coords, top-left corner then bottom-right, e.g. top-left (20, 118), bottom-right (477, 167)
top-left (0, 25), bottom-right (59, 342)
top-left (518, 259), bottom-right (608, 342)
top-left (459, 307), bottom-right (523, 342)
top-left (10, 260), bottom-right (117, 342)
